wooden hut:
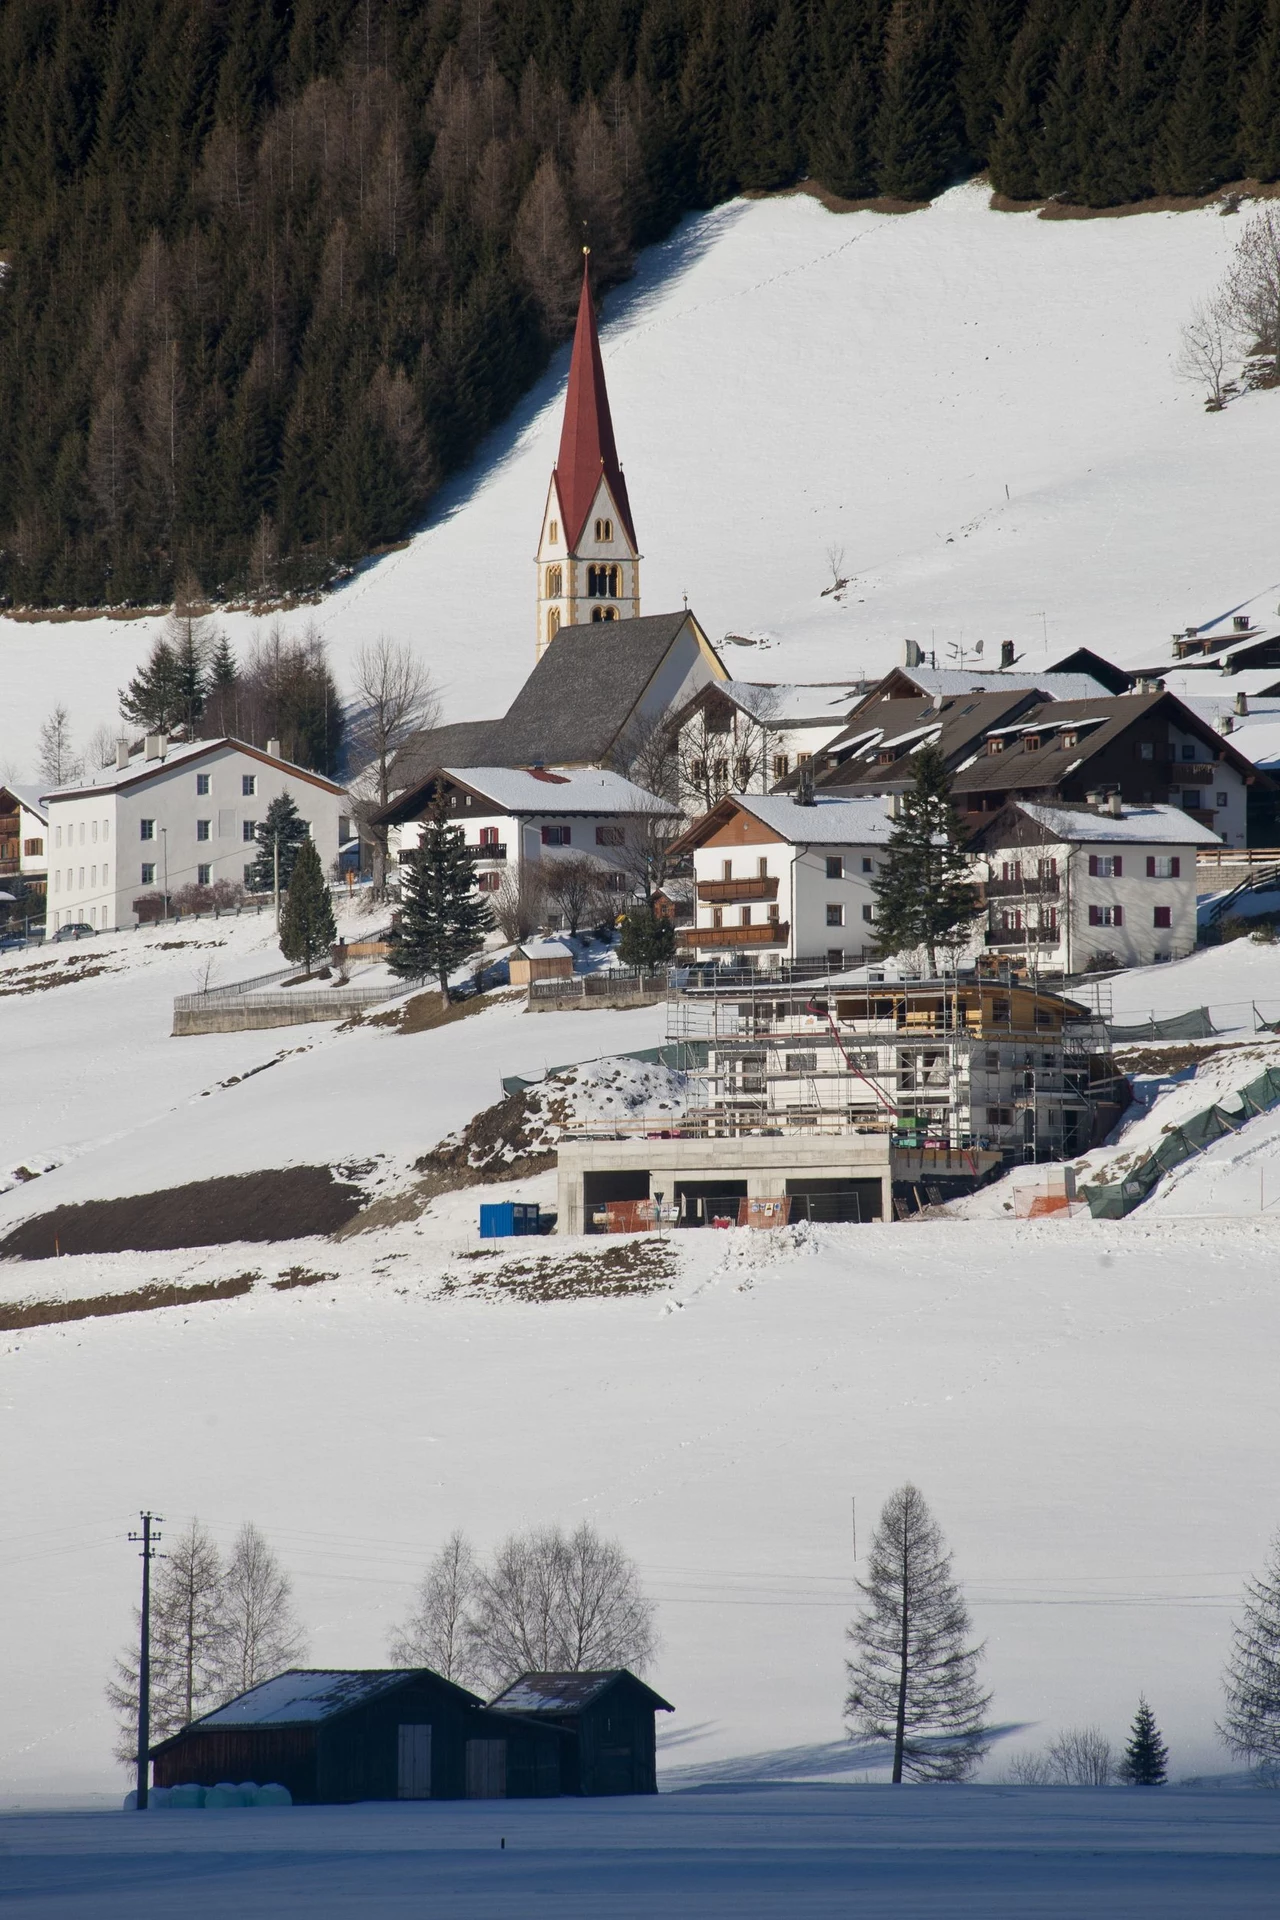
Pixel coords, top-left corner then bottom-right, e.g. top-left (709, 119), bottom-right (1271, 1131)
top-left (508, 938), bottom-right (576, 986)
top-left (150, 1669), bottom-right (564, 1804)
top-left (487, 1670), bottom-right (673, 1795)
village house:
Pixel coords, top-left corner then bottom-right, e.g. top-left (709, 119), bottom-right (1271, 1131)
top-left (42, 736), bottom-right (349, 936)
top-left (668, 678), bottom-right (872, 807)
top-left (0, 783), bottom-right (48, 921)
top-left (666, 790), bottom-right (896, 970)
top-left (965, 797), bottom-right (1219, 973)
top-left (376, 765), bottom-right (681, 912)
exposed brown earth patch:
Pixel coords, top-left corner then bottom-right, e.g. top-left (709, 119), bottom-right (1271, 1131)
top-left (0, 1273), bottom-right (259, 1330)
top-left (439, 1238), bottom-right (674, 1303)
top-left (0, 1167), bottom-right (366, 1261)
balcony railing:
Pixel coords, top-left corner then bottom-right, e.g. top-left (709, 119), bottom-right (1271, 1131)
top-left (683, 921), bottom-right (790, 948)
top-left (399, 843), bottom-right (508, 864)
top-left (696, 876), bottom-right (779, 903)
top-left (984, 874), bottom-right (1059, 897)
top-left (986, 925), bottom-right (1060, 945)
top-left (0, 857), bottom-right (18, 877)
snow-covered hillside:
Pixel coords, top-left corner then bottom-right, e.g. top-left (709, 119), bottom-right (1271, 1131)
top-left (4, 182), bottom-right (1277, 781)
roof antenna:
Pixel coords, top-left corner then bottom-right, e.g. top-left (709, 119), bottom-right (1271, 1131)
top-left (683, 590), bottom-right (688, 610)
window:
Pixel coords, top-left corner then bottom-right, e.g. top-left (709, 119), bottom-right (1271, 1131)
top-left (862, 904), bottom-right (874, 922)
top-left (1146, 855), bottom-right (1180, 878)
top-left (1001, 861), bottom-right (1022, 882)
top-left (757, 857), bottom-right (769, 878)
top-left (772, 754), bottom-right (790, 779)
top-left (197, 863), bottom-right (211, 885)
top-left (711, 907), bottom-right (724, 929)
top-left (826, 904), bottom-right (844, 927)
top-left (1181, 743), bottom-right (1196, 760)
top-left (243, 820), bottom-right (257, 841)
top-left (92, 820), bottom-right (98, 842)
top-left (103, 863), bottom-right (109, 886)
top-left (768, 904), bottom-right (780, 923)
top-left (785, 1052), bottom-right (818, 1073)
top-left (1154, 905), bottom-right (1172, 928)
top-left (548, 519), bottom-right (558, 544)
top-left (54, 872), bottom-right (60, 892)
top-left (1060, 730), bottom-right (1077, 749)
top-left (196, 773), bottom-right (211, 794)
top-left (1181, 791), bottom-right (1202, 811)
top-left (477, 871), bottom-right (501, 892)
top-left (1088, 904), bottom-right (1124, 926)
top-left (242, 775), bottom-right (257, 796)
top-left (546, 565), bottom-right (563, 597)
top-left (140, 819), bottom-right (154, 841)
top-left (604, 871), bottom-right (629, 893)
top-left (862, 857), bottom-right (873, 873)
top-left (78, 867), bottom-right (84, 888)
top-left (56, 825), bottom-right (62, 848)
top-left (825, 855), bottom-right (844, 879)
top-left (1037, 857), bottom-right (1057, 879)
top-left (479, 826), bottom-right (500, 847)
top-left (1087, 854), bottom-right (1122, 877)
top-left (987, 1107), bottom-right (1013, 1126)
top-left (985, 1050), bottom-right (999, 1069)
top-left (1000, 908), bottom-right (1023, 932)
top-left (1217, 791), bottom-right (1228, 808)
top-left (797, 752), bottom-right (813, 768)
top-left (24, 838), bottom-right (42, 857)
top-left (90, 865), bottom-right (97, 885)
top-left (1024, 735), bottom-right (1040, 752)
top-left (594, 517), bottom-right (613, 541)
top-left (196, 819), bottom-right (211, 841)
top-left (721, 860), bottom-right (733, 881)
top-left (547, 608), bottom-right (561, 643)
top-left (826, 948), bottom-right (845, 967)
top-left (587, 562), bottom-right (620, 597)
top-left (988, 737), bottom-right (1005, 754)
top-left (79, 822), bottom-right (85, 844)
top-left (541, 825), bottom-right (571, 846)
top-left (591, 606), bottom-right (619, 622)
top-left (741, 906), bottom-right (752, 927)
top-left (595, 824), bottom-right (624, 846)
top-left (1139, 741), bottom-right (1155, 761)
top-left (102, 819), bottom-right (109, 842)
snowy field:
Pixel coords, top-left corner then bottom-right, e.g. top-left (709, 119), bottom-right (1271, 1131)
top-left (6, 1789), bottom-right (1280, 1918)
top-left (4, 181), bottom-right (1279, 779)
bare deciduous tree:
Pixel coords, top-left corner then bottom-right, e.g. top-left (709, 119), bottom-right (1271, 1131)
top-left (677, 703), bottom-right (770, 814)
top-left (389, 1530), bottom-right (481, 1686)
top-left (346, 636), bottom-right (440, 898)
top-left (845, 1483), bottom-right (991, 1783)
top-left (543, 854), bottom-right (609, 935)
top-left (84, 722), bottom-right (124, 770)
top-left (466, 1522), bottom-right (657, 1694)
top-left (1226, 208), bottom-right (1280, 375)
top-left (1176, 295), bottom-right (1234, 409)
top-left (1044, 1726), bottom-right (1114, 1785)
top-left (1220, 1530), bottom-right (1280, 1768)
top-left (493, 866), bottom-right (547, 944)
top-left (37, 705), bottom-right (84, 787)
top-left (609, 709), bottom-right (679, 805)
top-left (106, 1518), bottom-right (228, 1763)
top-left (614, 795), bottom-right (684, 908)
top-left (214, 1522), bottom-right (306, 1698)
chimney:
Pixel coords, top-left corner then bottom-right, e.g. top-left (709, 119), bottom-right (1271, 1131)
top-left (793, 763), bottom-right (817, 807)
top-left (144, 734), bottom-right (164, 761)
top-left (888, 792), bottom-right (903, 820)
top-left (115, 742), bottom-right (129, 771)
top-left (1000, 640), bottom-right (1016, 669)
top-left (1085, 787), bottom-right (1106, 810)
top-left (930, 690), bottom-right (943, 711)
top-left (1236, 691), bottom-right (1250, 717)
top-left (1107, 791), bottom-right (1123, 817)
top-left (1217, 712), bottom-right (1234, 735)
top-left (267, 737), bottom-right (281, 760)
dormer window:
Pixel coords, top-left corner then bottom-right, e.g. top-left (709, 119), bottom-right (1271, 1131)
top-left (1024, 735), bottom-right (1040, 751)
top-left (595, 517), bottom-right (613, 541)
top-left (1061, 730), bottom-right (1077, 748)
top-left (988, 737), bottom-right (1005, 755)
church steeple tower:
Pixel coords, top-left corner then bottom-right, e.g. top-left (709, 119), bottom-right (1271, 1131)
top-left (536, 253), bottom-right (641, 657)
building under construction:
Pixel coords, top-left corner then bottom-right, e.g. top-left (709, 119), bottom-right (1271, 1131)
top-left (555, 972), bottom-right (1125, 1232)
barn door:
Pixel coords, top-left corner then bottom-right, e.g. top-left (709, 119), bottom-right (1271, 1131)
top-left (397, 1724), bottom-right (433, 1799)
top-left (465, 1739), bottom-right (507, 1798)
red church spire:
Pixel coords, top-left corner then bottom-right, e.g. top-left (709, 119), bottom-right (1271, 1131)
top-left (553, 253), bottom-right (636, 551)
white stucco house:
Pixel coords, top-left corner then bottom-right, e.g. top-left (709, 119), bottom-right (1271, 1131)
top-left (965, 798), bottom-right (1220, 971)
top-left (42, 735), bottom-right (349, 936)
top-left (668, 791), bottom-right (896, 968)
top-left (377, 765), bottom-right (682, 912)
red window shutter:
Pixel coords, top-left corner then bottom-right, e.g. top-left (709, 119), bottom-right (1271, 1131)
top-left (1146, 856), bottom-right (1155, 877)
top-left (562, 826), bottom-right (570, 845)
top-left (1113, 856), bottom-right (1122, 878)
top-left (541, 826), bottom-right (552, 845)
top-left (1113, 904), bottom-right (1123, 925)
top-left (1088, 905), bottom-right (1101, 926)
top-left (1088, 855), bottom-right (1099, 877)
top-left (1154, 906), bottom-right (1171, 928)
top-left (1171, 856), bottom-right (1180, 877)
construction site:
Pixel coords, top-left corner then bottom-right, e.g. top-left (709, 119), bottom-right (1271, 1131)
top-left (555, 973), bottom-right (1126, 1232)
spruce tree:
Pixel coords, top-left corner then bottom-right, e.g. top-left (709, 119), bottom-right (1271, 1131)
top-left (119, 639), bottom-right (182, 734)
top-left (1118, 1695), bottom-right (1169, 1784)
top-left (390, 790), bottom-right (495, 1002)
top-left (872, 744), bottom-right (979, 972)
top-left (876, 0), bottom-right (963, 201)
top-left (618, 903), bottom-right (676, 972)
top-left (846, 1483), bottom-right (991, 1782)
top-left (1238, 0), bottom-right (1280, 182)
top-left (250, 792), bottom-right (307, 894)
top-left (1220, 1531), bottom-right (1280, 1767)
top-left (279, 835), bottom-right (336, 975)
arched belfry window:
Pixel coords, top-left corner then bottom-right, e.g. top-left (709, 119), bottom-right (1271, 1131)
top-left (547, 608), bottom-right (561, 642)
top-left (587, 563), bottom-right (620, 598)
top-left (595, 517), bottom-right (613, 541)
top-left (591, 606), bottom-right (619, 622)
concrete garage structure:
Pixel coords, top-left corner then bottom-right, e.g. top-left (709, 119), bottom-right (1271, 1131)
top-left (557, 1131), bottom-right (896, 1234)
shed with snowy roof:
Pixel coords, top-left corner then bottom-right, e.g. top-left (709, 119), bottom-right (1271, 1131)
top-left (149, 1668), bottom-right (565, 1804)
top-left (488, 1670), bottom-right (673, 1796)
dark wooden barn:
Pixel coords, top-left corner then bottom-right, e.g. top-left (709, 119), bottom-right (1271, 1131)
top-left (488, 1671), bottom-right (674, 1795)
top-left (149, 1669), bottom-right (564, 1804)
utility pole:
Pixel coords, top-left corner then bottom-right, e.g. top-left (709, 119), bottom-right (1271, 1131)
top-left (128, 1512), bottom-right (163, 1809)
top-left (273, 832), bottom-right (280, 933)
top-left (161, 829), bottom-right (169, 923)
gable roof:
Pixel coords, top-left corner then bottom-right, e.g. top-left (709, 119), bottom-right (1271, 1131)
top-left (387, 719), bottom-right (504, 798)
top-left (949, 691), bottom-right (1262, 797)
top-left (972, 800), bottom-right (1221, 849)
top-left (816, 689), bottom-right (1042, 790)
top-left (896, 666), bottom-right (1113, 703)
top-left (41, 737), bottom-right (345, 804)
top-left (157, 1667), bottom-right (480, 1741)
top-left (496, 611), bottom-right (722, 768)
top-left (687, 680), bottom-right (870, 727)
top-left (0, 784), bottom-right (47, 822)
top-left (488, 1670), bottom-right (674, 1715)
top-left (1046, 648), bottom-right (1134, 695)
top-left (670, 791), bottom-right (895, 857)
top-left (376, 763), bottom-right (678, 827)
top-left (554, 259), bottom-right (636, 551)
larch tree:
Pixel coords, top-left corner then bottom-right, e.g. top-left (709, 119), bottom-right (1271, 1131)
top-left (213, 1522), bottom-right (306, 1700)
top-left (279, 835), bottom-right (336, 975)
top-left (36, 705), bottom-right (83, 787)
top-left (1118, 1696), bottom-right (1169, 1785)
top-left (388, 1530), bottom-right (481, 1687)
top-left (845, 1483), bottom-right (991, 1783)
top-left (1220, 1531), bottom-right (1280, 1769)
top-left (465, 1522), bottom-right (657, 1696)
top-left (390, 788), bottom-right (494, 1002)
top-left (347, 636), bottom-right (439, 900)
top-left (106, 1518), bottom-right (227, 1762)
top-left (872, 745), bottom-right (979, 973)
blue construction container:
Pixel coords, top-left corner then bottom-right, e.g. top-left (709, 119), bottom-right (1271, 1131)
top-left (480, 1202), bottom-right (542, 1239)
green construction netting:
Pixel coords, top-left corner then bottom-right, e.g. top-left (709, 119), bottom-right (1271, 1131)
top-left (1083, 1065), bottom-right (1280, 1218)
top-left (1108, 1008), bottom-right (1217, 1044)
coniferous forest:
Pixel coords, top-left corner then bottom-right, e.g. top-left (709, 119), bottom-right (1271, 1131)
top-left (2, 0), bottom-right (1278, 610)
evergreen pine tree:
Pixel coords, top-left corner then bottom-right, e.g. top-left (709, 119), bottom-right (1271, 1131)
top-left (250, 792), bottom-right (308, 895)
top-left (876, 0), bottom-right (963, 201)
top-left (872, 744), bottom-right (979, 972)
top-left (119, 638), bottom-right (183, 734)
top-left (987, 1), bottom-right (1059, 200)
top-left (845, 1483), bottom-right (991, 1782)
top-left (278, 835), bottom-right (335, 975)
top-left (1118, 1695), bottom-right (1169, 1784)
top-left (809, 53), bottom-right (881, 199)
top-left (1156, 13), bottom-right (1231, 197)
top-left (1220, 1531), bottom-right (1280, 1767)
top-left (170, 615), bottom-right (208, 734)
top-left (1238, 0), bottom-right (1280, 181)
top-left (390, 790), bottom-right (495, 1002)
top-left (618, 903), bottom-right (676, 972)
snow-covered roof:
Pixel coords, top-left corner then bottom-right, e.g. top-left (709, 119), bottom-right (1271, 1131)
top-left (42, 737), bottom-right (344, 803)
top-left (1223, 720), bottom-right (1280, 768)
top-left (716, 680), bottom-right (866, 725)
top-left (489, 1671), bottom-right (673, 1714)
top-left (2, 784), bottom-right (47, 821)
top-left (191, 1670), bottom-right (435, 1729)
top-left (729, 792), bottom-right (895, 846)
top-left (516, 936), bottom-right (576, 959)
top-left (1014, 802), bottom-right (1221, 846)
top-left (903, 668), bottom-right (1111, 702)
top-left (443, 766), bottom-right (679, 816)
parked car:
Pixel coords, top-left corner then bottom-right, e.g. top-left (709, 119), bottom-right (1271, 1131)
top-left (0, 930), bottom-right (30, 952)
top-left (51, 922), bottom-right (95, 943)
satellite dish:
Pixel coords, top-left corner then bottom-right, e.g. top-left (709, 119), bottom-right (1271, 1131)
top-left (974, 639), bottom-right (984, 655)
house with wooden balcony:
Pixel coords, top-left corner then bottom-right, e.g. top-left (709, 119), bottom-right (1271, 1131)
top-left (666, 791), bottom-right (896, 969)
top-left (965, 797), bottom-right (1220, 972)
top-left (0, 784), bottom-right (49, 921)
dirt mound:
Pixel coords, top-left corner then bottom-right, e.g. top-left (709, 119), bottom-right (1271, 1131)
top-left (0, 1273), bottom-right (258, 1330)
top-left (0, 1167), bottom-right (366, 1261)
